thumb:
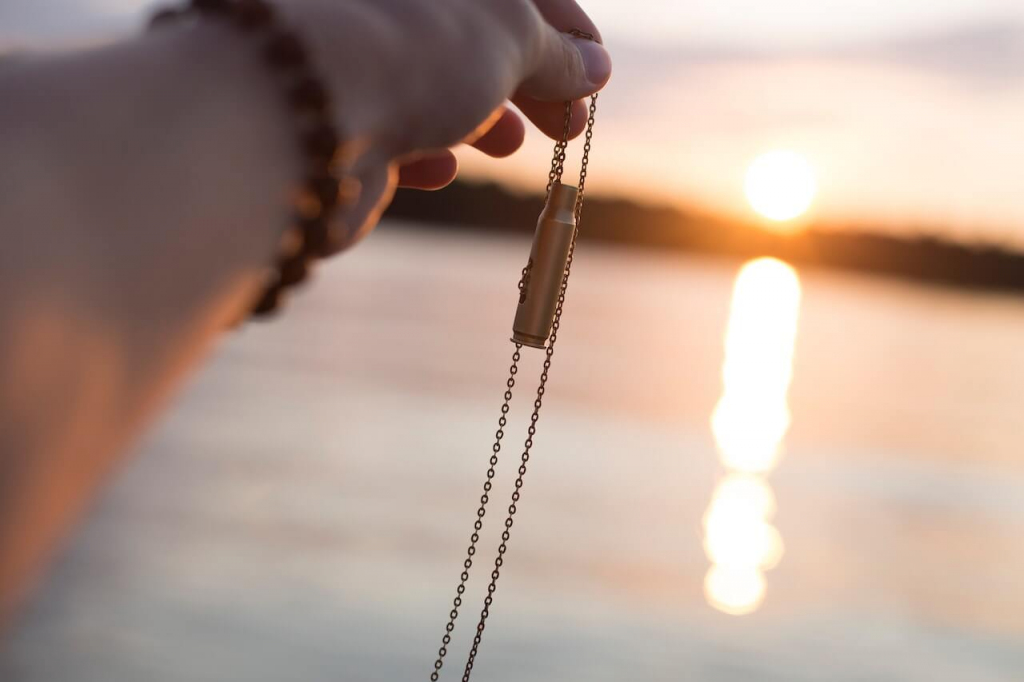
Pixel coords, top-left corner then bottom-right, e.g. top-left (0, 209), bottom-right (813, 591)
top-left (519, 28), bottom-right (612, 102)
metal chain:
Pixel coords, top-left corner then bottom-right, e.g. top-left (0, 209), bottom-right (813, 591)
top-left (428, 27), bottom-right (599, 675)
top-left (458, 91), bottom-right (599, 682)
top-left (428, 344), bottom-right (522, 682)
top-left (546, 100), bottom-right (573, 195)
top-left (574, 94), bottom-right (598, 224)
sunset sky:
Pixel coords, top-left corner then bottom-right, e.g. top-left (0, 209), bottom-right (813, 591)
top-left (4, 0), bottom-right (1024, 245)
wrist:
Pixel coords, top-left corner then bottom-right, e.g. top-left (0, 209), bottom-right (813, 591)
top-left (149, 0), bottom-right (366, 314)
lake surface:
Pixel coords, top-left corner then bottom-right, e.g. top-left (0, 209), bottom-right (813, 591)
top-left (3, 222), bottom-right (1024, 681)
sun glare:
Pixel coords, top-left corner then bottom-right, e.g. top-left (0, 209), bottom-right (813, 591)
top-left (704, 258), bottom-right (801, 616)
top-left (711, 258), bottom-right (801, 473)
top-left (744, 151), bottom-right (817, 222)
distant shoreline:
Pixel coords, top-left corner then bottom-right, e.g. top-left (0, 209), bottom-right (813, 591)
top-left (384, 180), bottom-right (1024, 295)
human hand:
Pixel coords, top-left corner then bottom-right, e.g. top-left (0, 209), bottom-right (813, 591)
top-left (0, 0), bottom-right (609, 618)
top-left (286, 0), bottom-right (612, 249)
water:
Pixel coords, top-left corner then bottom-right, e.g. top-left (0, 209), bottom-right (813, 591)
top-left (3, 222), bottom-right (1023, 680)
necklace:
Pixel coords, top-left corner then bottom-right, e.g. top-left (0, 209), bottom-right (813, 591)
top-left (427, 36), bottom-right (600, 681)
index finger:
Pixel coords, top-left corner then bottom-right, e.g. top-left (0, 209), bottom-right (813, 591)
top-left (513, 0), bottom-right (609, 139)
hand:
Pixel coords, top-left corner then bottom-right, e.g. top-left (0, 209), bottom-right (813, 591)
top-left (286, 0), bottom-right (612, 249)
top-left (0, 1), bottom-right (610, 619)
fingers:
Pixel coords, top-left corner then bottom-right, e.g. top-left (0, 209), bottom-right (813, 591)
top-left (510, 0), bottom-right (609, 141)
top-left (467, 107), bottom-right (526, 158)
top-left (511, 96), bottom-right (588, 140)
top-left (395, 106), bottom-right (525, 190)
top-left (519, 28), bottom-right (611, 103)
top-left (330, 160), bottom-right (397, 254)
top-left (397, 151), bottom-right (459, 190)
top-left (516, 0), bottom-right (611, 103)
top-left (396, 106), bottom-right (524, 192)
top-left (530, 0), bottom-right (603, 42)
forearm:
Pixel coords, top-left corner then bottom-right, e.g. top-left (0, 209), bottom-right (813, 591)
top-left (0, 0), bottom-right (611, 625)
top-left (0, 22), bottom-right (305, 619)
top-left (0, 21), bottom-right (302, 319)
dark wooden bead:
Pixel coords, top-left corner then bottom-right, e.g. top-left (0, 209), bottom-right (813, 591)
top-left (278, 253), bottom-right (310, 286)
top-left (251, 282), bottom-right (281, 316)
top-left (161, 0), bottom-right (346, 321)
top-left (294, 188), bottom-right (322, 220)
top-left (305, 157), bottom-right (333, 180)
top-left (299, 217), bottom-right (332, 258)
top-left (302, 124), bottom-right (339, 162)
top-left (190, 0), bottom-right (231, 13)
top-left (338, 174), bottom-right (360, 205)
top-left (289, 77), bottom-right (329, 113)
top-left (306, 174), bottom-right (339, 211)
top-left (233, 0), bottom-right (274, 30)
top-left (277, 225), bottom-right (304, 259)
top-left (265, 31), bottom-right (307, 69)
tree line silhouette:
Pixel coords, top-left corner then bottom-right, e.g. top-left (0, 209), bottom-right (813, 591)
top-left (384, 180), bottom-right (1024, 293)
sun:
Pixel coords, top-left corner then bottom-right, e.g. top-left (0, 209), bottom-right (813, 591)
top-left (744, 151), bottom-right (817, 222)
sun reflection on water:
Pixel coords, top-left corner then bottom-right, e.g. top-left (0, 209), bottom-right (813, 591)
top-left (704, 258), bottom-right (801, 615)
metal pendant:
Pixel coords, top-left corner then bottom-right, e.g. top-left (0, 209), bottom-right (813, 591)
top-left (512, 182), bottom-right (579, 348)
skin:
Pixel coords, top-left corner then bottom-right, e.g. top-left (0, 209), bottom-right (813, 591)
top-left (0, 0), bottom-right (610, 624)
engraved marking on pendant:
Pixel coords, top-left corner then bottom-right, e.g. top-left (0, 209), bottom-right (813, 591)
top-left (517, 259), bottom-right (533, 304)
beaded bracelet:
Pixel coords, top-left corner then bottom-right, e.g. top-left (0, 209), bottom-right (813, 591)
top-left (149, 0), bottom-right (352, 318)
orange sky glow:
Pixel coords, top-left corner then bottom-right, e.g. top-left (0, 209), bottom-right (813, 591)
top-left (5, 0), bottom-right (1024, 245)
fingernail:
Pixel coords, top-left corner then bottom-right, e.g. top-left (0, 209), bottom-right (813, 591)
top-left (573, 38), bottom-right (612, 87)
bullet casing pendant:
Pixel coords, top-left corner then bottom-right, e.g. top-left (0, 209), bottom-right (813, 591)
top-left (427, 86), bottom-right (598, 682)
top-left (511, 182), bottom-right (579, 348)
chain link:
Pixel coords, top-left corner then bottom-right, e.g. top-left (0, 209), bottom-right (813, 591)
top-left (574, 93), bottom-right (598, 224)
top-left (545, 100), bottom-right (573, 195)
top-left (429, 57), bottom-right (599, 682)
top-left (428, 345), bottom-right (521, 682)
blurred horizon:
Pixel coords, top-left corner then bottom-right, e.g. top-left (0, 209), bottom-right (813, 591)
top-left (3, 0), bottom-right (1023, 245)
